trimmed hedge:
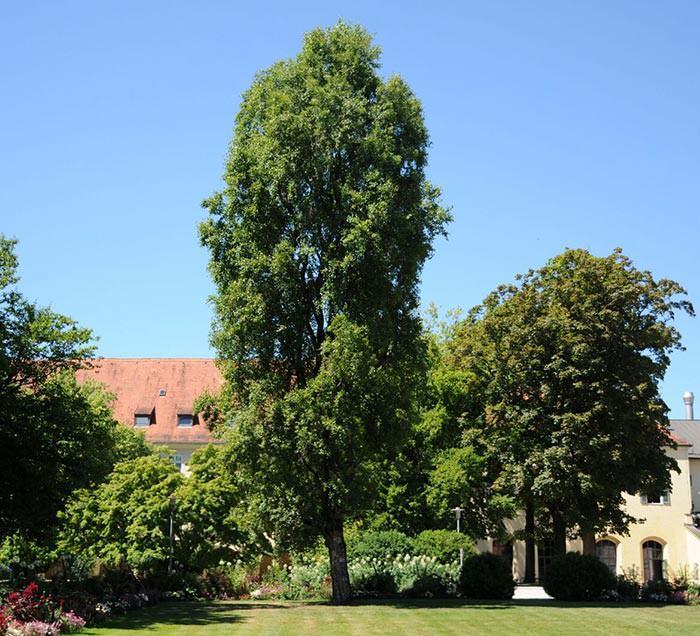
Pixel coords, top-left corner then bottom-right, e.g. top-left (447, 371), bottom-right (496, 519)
top-left (413, 530), bottom-right (476, 564)
top-left (543, 552), bottom-right (616, 601)
top-left (459, 553), bottom-right (515, 600)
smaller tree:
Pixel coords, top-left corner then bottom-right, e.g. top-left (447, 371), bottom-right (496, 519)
top-left (59, 447), bottom-right (248, 574)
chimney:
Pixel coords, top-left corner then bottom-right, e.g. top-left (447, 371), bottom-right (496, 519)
top-left (683, 391), bottom-right (694, 420)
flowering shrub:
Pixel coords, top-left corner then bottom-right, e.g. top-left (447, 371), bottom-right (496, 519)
top-left (58, 612), bottom-right (85, 634)
top-left (615, 567), bottom-right (642, 601)
top-left (640, 579), bottom-right (674, 603)
top-left (279, 561), bottom-right (331, 600)
top-left (392, 555), bottom-right (459, 597)
top-left (0, 583), bottom-right (87, 635)
top-left (347, 554), bottom-right (459, 597)
top-left (687, 583), bottom-right (700, 605)
top-left (348, 558), bottom-right (397, 594)
top-left (4, 583), bottom-right (59, 624)
top-left (19, 621), bottom-right (62, 636)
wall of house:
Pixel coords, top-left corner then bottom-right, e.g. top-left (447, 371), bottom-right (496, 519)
top-left (161, 443), bottom-right (205, 477)
top-left (479, 445), bottom-right (700, 583)
top-left (603, 445), bottom-right (695, 579)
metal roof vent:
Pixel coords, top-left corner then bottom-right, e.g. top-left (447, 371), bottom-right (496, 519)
top-left (683, 391), bottom-right (694, 420)
top-left (159, 389), bottom-right (167, 397)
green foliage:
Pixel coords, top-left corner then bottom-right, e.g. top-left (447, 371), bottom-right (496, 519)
top-left (58, 447), bottom-right (248, 574)
top-left (200, 21), bottom-right (449, 601)
top-left (413, 530), bottom-right (476, 564)
top-left (349, 565), bottom-right (397, 595)
top-left (447, 248), bottom-right (693, 544)
top-left (373, 328), bottom-right (515, 536)
top-left (686, 582), bottom-right (700, 605)
top-left (348, 530), bottom-right (414, 561)
top-left (459, 553), bottom-right (515, 600)
top-left (175, 445), bottom-right (251, 570)
top-left (279, 561), bottom-right (332, 600)
top-left (58, 455), bottom-right (183, 571)
top-left (640, 578), bottom-right (674, 602)
top-left (347, 554), bottom-right (459, 597)
top-left (0, 236), bottom-right (149, 540)
top-left (0, 534), bottom-right (56, 581)
top-left (543, 552), bottom-right (616, 601)
top-left (392, 555), bottom-right (458, 597)
top-left (615, 567), bottom-right (642, 601)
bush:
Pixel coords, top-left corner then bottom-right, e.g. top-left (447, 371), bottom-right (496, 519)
top-left (0, 535), bottom-right (56, 583)
top-left (348, 531), bottom-right (414, 561)
top-left (686, 582), bottom-right (700, 605)
top-left (459, 553), bottom-right (515, 600)
top-left (400, 573), bottom-right (448, 598)
top-left (543, 552), bottom-right (616, 601)
top-left (640, 579), bottom-right (673, 603)
top-left (615, 568), bottom-right (641, 601)
top-left (413, 530), bottom-right (476, 564)
top-left (393, 555), bottom-right (458, 598)
top-left (348, 559), bottom-right (397, 595)
top-left (280, 561), bottom-right (331, 600)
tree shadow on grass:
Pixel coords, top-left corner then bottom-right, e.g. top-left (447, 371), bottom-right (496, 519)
top-left (351, 598), bottom-right (674, 611)
top-left (84, 600), bottom-right (292, 633)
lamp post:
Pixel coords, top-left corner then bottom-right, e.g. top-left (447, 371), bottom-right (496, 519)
top-left (452, 506), bottom-right (465, 568)
top-left (168, 495), bottom-right (177, 576)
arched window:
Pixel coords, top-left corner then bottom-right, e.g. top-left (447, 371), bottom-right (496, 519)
top-left (642, 540), bottom-right (664, 582)
top-left (596, 540), bottom-right (617, 573)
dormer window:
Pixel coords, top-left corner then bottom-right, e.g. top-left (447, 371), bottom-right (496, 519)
top-left (134, 413), bottom-right (151, 427)
top-left (177, 414), bottom-right (194, 428)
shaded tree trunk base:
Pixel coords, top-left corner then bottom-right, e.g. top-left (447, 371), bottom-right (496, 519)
top-left (324, 522), bottom-right (352, 604)
top-left (581, 530), bottom-right (596, 556)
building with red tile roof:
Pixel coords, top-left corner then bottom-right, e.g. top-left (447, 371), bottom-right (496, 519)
top-left (76, 358), bottom-right (224, 472)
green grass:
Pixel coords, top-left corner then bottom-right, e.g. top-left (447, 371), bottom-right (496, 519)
top-left (84, 599), bottom-right (700, 635)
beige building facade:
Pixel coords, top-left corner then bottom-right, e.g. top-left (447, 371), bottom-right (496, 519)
top-left (479, 415), bottom-right (700, 583)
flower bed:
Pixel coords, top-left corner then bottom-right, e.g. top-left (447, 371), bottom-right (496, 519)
top-left (0, 583), bottom-right (86, 636)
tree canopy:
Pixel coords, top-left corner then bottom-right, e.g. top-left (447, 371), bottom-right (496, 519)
top-left (200, 22), bottom-right (449, 602)
top-left (446, 248), bottom-right (693, 556)
top-left (59, 445), bottom-right (248, 573)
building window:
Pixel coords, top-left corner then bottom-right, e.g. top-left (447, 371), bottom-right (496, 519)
top-left (172, 454), bottom-right (183, 472)
top-left (134, 414), bottom-right (151, 427)
top-left (177, 414), bottom-right (194, 427)
top-left (596, 540), bottom-right (617, 573)
top-left (641, 492), bottom-right (670, 505)
top-left (537, 540), bottom-right (554, 582)
top-left (642, 540), bottom-right (664, 582)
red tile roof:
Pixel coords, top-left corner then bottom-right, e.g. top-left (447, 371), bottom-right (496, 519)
top-left (76, 358), bottom-right (223, 444)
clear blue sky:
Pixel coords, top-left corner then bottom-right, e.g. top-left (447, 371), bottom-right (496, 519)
top-left (2, 1), bottom-right (699, 417)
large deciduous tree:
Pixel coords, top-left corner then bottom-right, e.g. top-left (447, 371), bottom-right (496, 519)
top-left (447, 248), bottom-right (693, 564)
top-left (200, 23), bottom-right (449, 602)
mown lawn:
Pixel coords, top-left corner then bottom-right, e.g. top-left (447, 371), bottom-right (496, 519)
top-left (85, 599), bottom-right (700, 635)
